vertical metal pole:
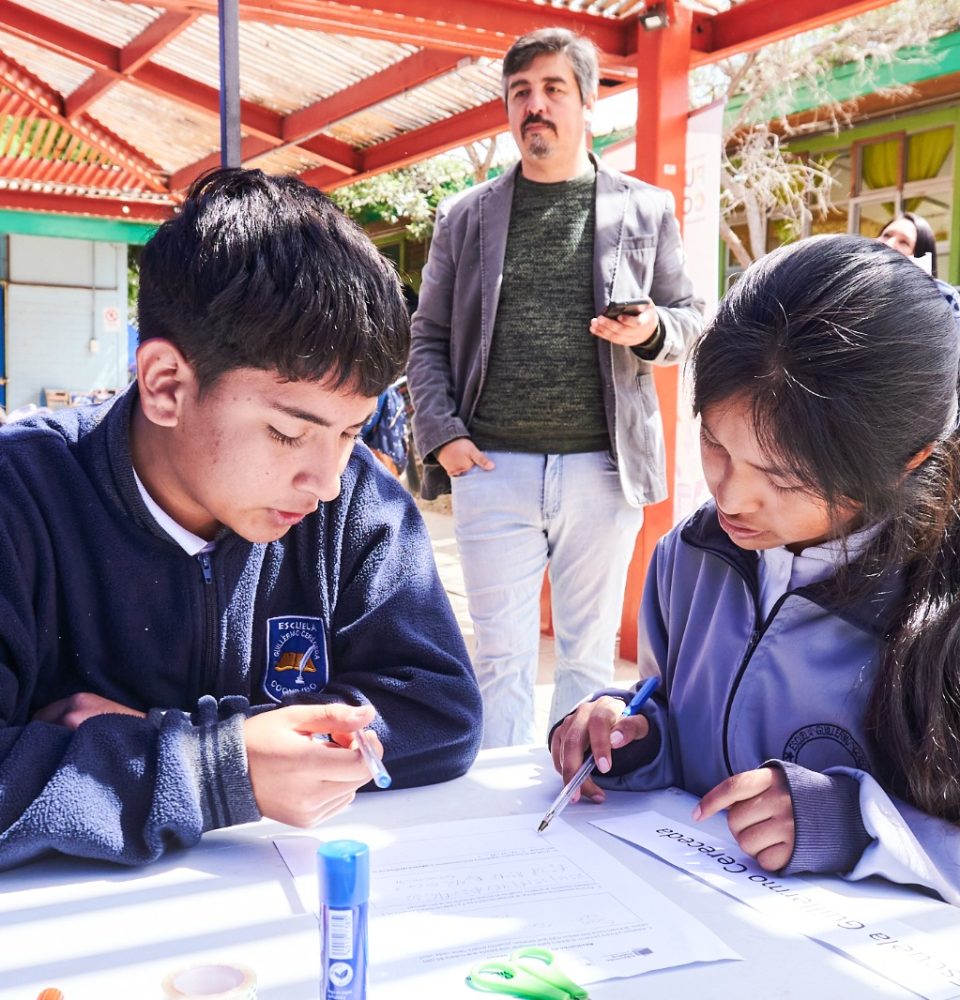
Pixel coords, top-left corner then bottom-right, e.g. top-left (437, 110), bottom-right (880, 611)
top-left (218, 0), bottom-right (241, 167)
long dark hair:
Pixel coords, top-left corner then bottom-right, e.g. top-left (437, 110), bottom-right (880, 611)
top-left (692, 234), bottom-right (960, 821)
top-left (880, 211), bottom-right (939, 277)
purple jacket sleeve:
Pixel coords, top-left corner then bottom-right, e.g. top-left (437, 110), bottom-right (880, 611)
top-left (765, 759), bottom-right (873, 875)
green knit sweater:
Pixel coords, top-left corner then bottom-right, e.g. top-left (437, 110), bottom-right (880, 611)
top-left (469, 169), bottom-right (609, 454)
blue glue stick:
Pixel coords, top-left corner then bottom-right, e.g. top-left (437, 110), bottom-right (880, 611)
top-left (317, 840), bottom-right (369, 1000)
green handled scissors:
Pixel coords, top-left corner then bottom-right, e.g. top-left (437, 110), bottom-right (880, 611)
top-left (465, 946), bottom-right (589, 1000)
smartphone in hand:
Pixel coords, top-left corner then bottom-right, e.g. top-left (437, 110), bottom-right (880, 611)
top-left (602, 296), bottom-right (653, 319)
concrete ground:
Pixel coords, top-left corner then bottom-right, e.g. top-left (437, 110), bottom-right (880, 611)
top-left (418, 499), bottom-right (638, 742)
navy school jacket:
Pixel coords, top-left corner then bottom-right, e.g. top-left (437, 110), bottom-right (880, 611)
top-left (0, 386), bottom-right (482, 869)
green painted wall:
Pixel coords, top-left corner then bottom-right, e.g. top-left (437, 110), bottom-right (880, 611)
top-left (0, 210), bottom-right (158, 245)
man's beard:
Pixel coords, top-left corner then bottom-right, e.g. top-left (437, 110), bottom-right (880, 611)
top-left (527, 132), bottom-right (552, 158)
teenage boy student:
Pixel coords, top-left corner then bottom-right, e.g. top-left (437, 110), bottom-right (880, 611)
top-left (0, 168), bottom-right (482, 870)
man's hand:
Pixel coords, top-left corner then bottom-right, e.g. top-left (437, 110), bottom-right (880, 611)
top-left (437, 437), bottom-right (495, 477)
top-left (549, 696), bottom-right (650, 805)
top-left (33, 693), bottom-right (146, 729)
top-left (244, 703), bottom-right (380, 828)
top-left (694, 767), bottom-right (795, 871)
top-left (590, 303), bottom-right (659, 348)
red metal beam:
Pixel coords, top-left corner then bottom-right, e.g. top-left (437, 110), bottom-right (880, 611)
top-left (307, 72), bottom-right (636, 192)
top-left (169, 136), bottom-right (274, 191)
top-left (120, 10), bottom-right (198, 73)
top-left (0, 55), bottom-right (167, 192)
top-left (0, 0), bottom-right (116, 67)
top-left (65, 11), bottom-right (200, 118)
top-left (283, 50), bottom-right (468, 144)
top-left (348, 100), bottom-right (507, 183)
top-left (169, 132), bottom-right (360, 193)
top-left (304, 99), bottom-right (508, 192)
top-left (64, 71), bottom-right (112, 119)
top-left (132, 63), bottom-right (282, 140)
top-left (0, 1), bottom-right (283, 141)
top-left (293, 165), bottom-right (348, 190)
top-left (169, 49), bottom-right (461, 192)
top-left (0, 188), bottom-right (174, 220)
top-left (329, 73), bottom-right (635, 189)
top-left (690, 0), bottom-right (902, 67)
top-left (299, 135), bottom-right (362, 172)
top-left (619, 5), bottom-right (693, 660)
top-left (110, 0), bottom-right (632, 60)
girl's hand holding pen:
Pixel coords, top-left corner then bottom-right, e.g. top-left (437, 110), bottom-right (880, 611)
top-left (549, 696), bottom-right (651, 805)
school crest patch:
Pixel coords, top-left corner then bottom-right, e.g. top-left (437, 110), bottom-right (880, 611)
top-left (781, 723), bottom-right (869, 771)
top-left (264, 616), bottom-right (328, 702)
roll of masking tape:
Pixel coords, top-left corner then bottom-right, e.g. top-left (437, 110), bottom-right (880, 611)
top-left (161, 964), bottom-right (257, 999)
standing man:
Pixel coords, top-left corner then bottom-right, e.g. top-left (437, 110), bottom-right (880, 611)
top-left (407, 27), bottom-right (703, 748)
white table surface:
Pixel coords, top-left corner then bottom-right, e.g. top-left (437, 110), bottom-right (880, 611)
top-left (2, 745), bottom-right (957, 1000)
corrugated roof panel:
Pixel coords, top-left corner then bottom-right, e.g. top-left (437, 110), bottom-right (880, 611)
top-left (529, 0), bottom-right (738, 15)
top-left (328, 61), bottom-right (504, 148)
top-left (243, 144), bottom-right (328, 176)
top-left (24, 0), bottom-right (160, 47)
top-left (152, 16), bottom-right (418, 116)
top-left (90, 80), bottom-right (218, 171)
top-left (0, 28), bottom-right (93, 96)
top-left (0, 174), bottom-right (174, 200)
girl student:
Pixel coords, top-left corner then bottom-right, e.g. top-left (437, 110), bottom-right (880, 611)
top-left (550, 233), bottom-right (960, 903)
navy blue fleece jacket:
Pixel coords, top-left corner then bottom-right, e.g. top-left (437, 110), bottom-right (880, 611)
top-left (0, 386), bottom-right (482, 869)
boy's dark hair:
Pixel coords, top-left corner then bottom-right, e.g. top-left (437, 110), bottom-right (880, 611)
top-left (691, 234), bottom-right (960, 822)
top-left (501, 28), bottom-right (599, 105)
top-left (880, 211), bottom-right (939, 276)
top-left (137, 168), bottom-right (409, 395)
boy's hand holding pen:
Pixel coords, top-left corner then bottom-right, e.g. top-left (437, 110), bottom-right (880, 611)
top-left (310, 721), bottom-right (392, 789)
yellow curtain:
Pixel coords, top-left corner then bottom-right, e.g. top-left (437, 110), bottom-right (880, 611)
top-left (861, 137), bottom-right (900, 191)
top-left (861, 127), bottom-right (953, 214)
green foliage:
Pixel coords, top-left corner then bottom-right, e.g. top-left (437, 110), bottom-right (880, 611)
top-left (331, 156), bottom-right (473, 240)
top-left (127, 245), bottom-right (141, 322)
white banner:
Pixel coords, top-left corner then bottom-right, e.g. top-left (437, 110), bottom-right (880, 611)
top-left (593, 812), bottom-right (960, 1000)
top-left (676, 100), bottom-right (725, 524)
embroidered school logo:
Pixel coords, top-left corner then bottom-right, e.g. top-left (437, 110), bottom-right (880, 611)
top-left (264, 616), bottom-right (328, 702)
top-left (781, 723), bottom-right (869, 771)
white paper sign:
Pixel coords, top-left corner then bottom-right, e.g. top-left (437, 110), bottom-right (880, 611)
top-left (592, 812), bottom-right (960, 1000)
top-left (102, 305), bottom-right (121, 333)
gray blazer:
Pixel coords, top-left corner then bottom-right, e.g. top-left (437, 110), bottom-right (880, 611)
top-left (407, 156), bottom-right (704, 507)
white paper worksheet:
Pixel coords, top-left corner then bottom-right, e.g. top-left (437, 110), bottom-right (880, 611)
top-left (273, 812), bottom-right (739, 998)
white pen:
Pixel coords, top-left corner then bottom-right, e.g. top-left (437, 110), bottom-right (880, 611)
top-left (355, 727), bottom-right (392, 789)
top-left (538, 676), bottom-right (660, 833)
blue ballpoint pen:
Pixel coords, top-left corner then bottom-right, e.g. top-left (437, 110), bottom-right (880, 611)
top-left (537, 675), bottom-right (660, 833)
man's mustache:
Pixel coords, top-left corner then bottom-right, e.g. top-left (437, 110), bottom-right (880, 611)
top-left (522, 114), bottom-right (556, 134)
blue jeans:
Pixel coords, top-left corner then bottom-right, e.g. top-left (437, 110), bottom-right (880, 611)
top-left (450, 451), bottom-right (644, 748)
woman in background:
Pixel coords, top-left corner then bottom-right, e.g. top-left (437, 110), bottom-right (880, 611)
top-left (878, 211), bottom-right (960, 323)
